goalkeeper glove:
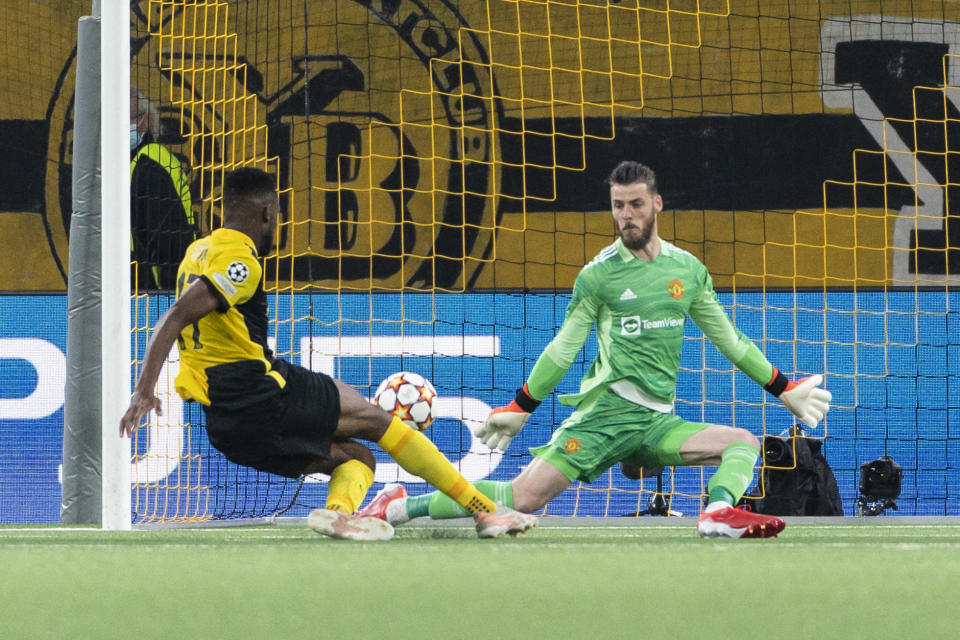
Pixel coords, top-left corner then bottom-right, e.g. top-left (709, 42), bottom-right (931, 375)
top-left (764, 367), bottom-right (832, 429)
top-left (476, 384), bottom-right (541, 452)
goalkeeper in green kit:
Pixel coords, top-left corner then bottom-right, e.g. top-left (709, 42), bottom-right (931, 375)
top-left (359, 161), bottom-right (832, 538)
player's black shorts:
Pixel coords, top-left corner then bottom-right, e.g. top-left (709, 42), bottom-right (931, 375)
top-left (202, 359), bottom-right (341, 478)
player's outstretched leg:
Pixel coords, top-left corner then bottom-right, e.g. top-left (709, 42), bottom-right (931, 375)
top-left (474, 503), bottom-right (538, 539)
top-left (308, 508), bottom-right (395, 541)
top-left (697, 506), bottom-right (785, 539)
top-left (335, 382), bottom-right (497, 517)
top-left (694, 439), bottom-right (784, 538)
top-left (376, 416), bottom-right (496, 515)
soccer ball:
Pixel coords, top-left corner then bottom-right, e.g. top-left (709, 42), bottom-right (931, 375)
top-left (374, 371), bottom-right (437, 431)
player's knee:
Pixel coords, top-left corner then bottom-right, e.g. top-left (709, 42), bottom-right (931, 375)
top-left (510, 482), bottom-right (554, 513)
top-left (333, 379), bottom-right (393, 441)
top-left (344, 404), bottom-right (393, 442)
top-left (731, 427), bottom-right (760, 450)
top-left (511, 492), bottom-right (547, 514)
top-left (510, 457), bottom-right (571, 512)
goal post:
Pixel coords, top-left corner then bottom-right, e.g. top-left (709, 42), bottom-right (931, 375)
top-left (100, 0), bottom-right (132, 530)
top-left (62, 1), bottom-right (131, 529)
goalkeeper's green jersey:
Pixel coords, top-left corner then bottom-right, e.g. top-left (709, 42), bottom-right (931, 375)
top-left (525, 237), bottom-right (774, 412)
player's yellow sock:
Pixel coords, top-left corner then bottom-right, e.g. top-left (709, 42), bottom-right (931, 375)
top-left (377, 416), bottom-right (495, 514)
top-left (324, 459), bottom-right (374, 514)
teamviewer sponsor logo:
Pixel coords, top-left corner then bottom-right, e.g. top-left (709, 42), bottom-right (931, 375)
top-left (642, 317), bottom-right (684, 330)
top-left (620, 316), bottom-right (642, 336)
top-left (621, 316), bottom-right (684, 336)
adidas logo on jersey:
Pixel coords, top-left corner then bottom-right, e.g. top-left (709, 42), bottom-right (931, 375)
top-left (619, 288), bottom-right (637, 301)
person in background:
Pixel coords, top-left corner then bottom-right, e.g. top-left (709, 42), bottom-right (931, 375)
top-left (130, 84), bottom-right (197, 290)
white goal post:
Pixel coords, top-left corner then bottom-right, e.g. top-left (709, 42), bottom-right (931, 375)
top-left (100, 0), bottom-right (132, 530)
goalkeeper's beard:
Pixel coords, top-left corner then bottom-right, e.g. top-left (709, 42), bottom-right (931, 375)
top-left (618, 219), bottom-right (654, 252)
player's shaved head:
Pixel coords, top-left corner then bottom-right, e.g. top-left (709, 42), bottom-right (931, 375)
top-left (222, 167), bottom-right (277, 219)
top-left (221, 167), bottom-right (279, 255)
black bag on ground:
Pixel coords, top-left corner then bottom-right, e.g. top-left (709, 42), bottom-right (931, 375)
top-left (740, 427), bottom-right (843, 516)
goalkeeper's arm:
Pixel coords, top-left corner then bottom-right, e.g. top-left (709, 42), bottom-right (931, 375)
top-left (476, 278), bottom-right (598, 451)
top-left (690, 282), bottom-right (832, 429)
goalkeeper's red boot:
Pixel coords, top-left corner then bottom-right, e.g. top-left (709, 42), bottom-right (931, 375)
top-left (308, 509), bottom-right (395, 541)
top-left (356, 483), bottom-right (408, 521)
top-left (697, 505), bottom-right (785, 539)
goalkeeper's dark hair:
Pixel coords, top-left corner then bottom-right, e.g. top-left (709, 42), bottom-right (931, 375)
top-left (605, 161), bottom-right (658, 194)
top-left (222, 167), bottom-right (277, 208)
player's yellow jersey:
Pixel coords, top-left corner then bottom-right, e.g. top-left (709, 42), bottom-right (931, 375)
top-left (173, 228), bottom-right (285, 408)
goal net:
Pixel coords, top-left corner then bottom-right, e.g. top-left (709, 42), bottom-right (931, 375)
top-left (127, 0), bottom-right (960, 524)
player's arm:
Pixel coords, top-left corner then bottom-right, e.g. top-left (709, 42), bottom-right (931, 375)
top-left (688, 271), bottom-right (831, 429)
top-left (476, 272), bottom-right (599, 451)
top-left (118, 278), bottom-right (220, 437)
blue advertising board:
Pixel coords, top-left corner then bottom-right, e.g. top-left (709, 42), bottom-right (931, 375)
top-left (1, 291), bottom-right (958, 523)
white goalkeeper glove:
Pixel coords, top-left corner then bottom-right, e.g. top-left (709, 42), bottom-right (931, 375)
top-left (765, 367), bottom-right (832, 429)
top-left (476, 384), bottom-right (541, 452)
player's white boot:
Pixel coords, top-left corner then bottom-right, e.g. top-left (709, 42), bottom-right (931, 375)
top-left (474, 503), bottom-right (538, 538)
top-left (308, 508), bottom-right (395, 541)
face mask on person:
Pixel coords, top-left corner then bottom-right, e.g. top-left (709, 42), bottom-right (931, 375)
top-left (130, 123), bottom-right (142, 150)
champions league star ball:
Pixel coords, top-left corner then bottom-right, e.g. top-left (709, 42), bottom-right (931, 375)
top-left (374, 372), bottom-right (437, 431)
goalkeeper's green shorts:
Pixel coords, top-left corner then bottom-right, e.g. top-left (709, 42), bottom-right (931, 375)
top-left (530, 388), bottom-right (709, 483)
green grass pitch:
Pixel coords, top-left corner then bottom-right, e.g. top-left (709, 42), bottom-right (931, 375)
top-left (3, 520), bottom-right (959, 640)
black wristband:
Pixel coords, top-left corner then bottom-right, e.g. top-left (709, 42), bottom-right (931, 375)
top-left (514, 386), bottom-right (541, 413)
top-left (764, 369), bottom-right (789, 397)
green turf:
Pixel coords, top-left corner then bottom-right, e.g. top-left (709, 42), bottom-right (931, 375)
top-left (3, 522), bottom-right (959, 640)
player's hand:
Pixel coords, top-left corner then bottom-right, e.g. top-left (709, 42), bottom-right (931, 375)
top-left (119, 391), bottom-right (162, 438)
top-left (779, 374), bottom-right (831, 429)
top-left (476, 402), bottom-right (530, 452)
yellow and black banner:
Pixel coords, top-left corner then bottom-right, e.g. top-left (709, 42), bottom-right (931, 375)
top-left (0, 0), bottom-right (956, 291)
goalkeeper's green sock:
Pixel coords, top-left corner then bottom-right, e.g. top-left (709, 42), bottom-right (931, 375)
top-left (706, 441), bottom-right (760, 509)
top-left (405, 480), bottom-right (514, 520)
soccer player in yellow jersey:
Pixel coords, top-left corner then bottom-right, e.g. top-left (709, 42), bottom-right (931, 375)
top-left (119, 167), bottom-right (535, 540)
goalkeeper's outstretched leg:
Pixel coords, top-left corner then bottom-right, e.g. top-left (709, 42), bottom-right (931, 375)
top-left (358, 406), bottom-right (785, 539)
top-left (676, 425), bottom-right (786, 538)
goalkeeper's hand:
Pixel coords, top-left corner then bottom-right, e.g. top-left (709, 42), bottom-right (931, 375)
top-left (476, 384), bottom-right (541, 452)
top-left (765, 368), bottom-right (832, 429)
